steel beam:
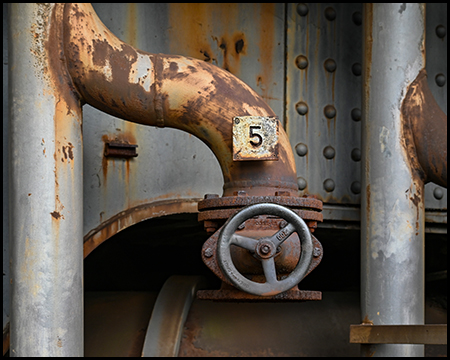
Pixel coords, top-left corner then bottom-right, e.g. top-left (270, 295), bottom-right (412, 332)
top-left (9, 4), bottom-right (83, 356)
top-left (361, 3), bottom-right (427, 357)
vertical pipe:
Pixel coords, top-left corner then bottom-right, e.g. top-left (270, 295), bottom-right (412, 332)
top-left (361, 3), bottom-right (425, 357)
top-left (9, 4), bottom-right (83, 356)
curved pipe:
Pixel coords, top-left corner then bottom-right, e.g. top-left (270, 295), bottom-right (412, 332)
top-left (63, 3), bottom-right (298, 196)
top-left (402, 70), bottom-right (447, 188)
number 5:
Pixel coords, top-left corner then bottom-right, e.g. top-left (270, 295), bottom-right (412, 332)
top-left (249, 126), bottom-right (263, 147)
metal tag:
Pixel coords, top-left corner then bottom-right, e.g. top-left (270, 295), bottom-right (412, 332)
top-left (232, 116), bottom-right (279, 161)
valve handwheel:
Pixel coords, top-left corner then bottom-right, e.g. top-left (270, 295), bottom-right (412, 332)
top-left (217, 203), bottom-right (313, 296)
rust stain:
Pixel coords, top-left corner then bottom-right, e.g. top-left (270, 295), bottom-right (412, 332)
top-left (256, 4), bottom-right (275, 102)
top-left (362, 314), bottom-right (374, 325)
top-left (126, 3), bottom-right (138, 47)
top-left (167, 4), bottom-right (216, 64)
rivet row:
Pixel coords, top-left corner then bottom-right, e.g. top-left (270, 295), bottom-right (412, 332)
top-left (295, 55), bottom-right (361, 78)
top-left (297, 177), bottom-right (362, 194)
top-left (296, 5), bottom-right (362, 27)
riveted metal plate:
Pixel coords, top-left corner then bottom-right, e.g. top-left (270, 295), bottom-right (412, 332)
top-left (233, 116), bottom-right (279, 161)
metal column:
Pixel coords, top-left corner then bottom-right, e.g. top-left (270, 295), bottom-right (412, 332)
top-left (9, 4), bottom-right (83, 356)
top-left (361, 3), bottom-right (425, 357)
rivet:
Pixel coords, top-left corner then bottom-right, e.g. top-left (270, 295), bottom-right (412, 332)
top-left (233, 190), bottom-right (248, 196)
top-left (324, 58), bottom-right (336, 73)
top-left (433, 187), bottom-right (444, 200)
top-left (295, 143), bottom-right (308, 156)
top-left (295, 55), bottom-right (309, 69)
top-left (436, 25), bottom-right (446, 39)
top-left (297, 3), bottom-right (309, 17)
top-left (351, 108), bottom-right (361, 122)
top-left (352, 11), bottom-right (362, 26)
top-left (351, 148), bottom-right (361, 162)
top-left (324, 105), bottom-right (336, 119)
top-left (435, 73), bottom-right (446, 87)
top-left (323, 146), bottom-right (335, 159)
top-left (324, 7), bottom-right (336, 21)
top-left (323, 178), bottom-right (335, 192)
top-left (296, 101), bottom-right (308, 116)
top-left (352, 63), bottom-right (362, 76)
top-left (297, 177), bottom-right (307, 190)
top-left (351, 181), bottom-right (361, 194)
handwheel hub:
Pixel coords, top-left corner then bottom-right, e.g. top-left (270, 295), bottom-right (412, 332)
top-left (256, 239), bottom-right (276, 259)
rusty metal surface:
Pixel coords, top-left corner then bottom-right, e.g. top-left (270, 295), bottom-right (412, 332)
top-left (402, 69), bottom-right (447, 188)
top-left (232, 116), bottom-right (279, 161)
top-left (350, 324), bottom-right (447, 345)
top-left (180, 291), bottom-right (360, 356)
top-left (198, 194), bottom-right (323, 211)
top-left (197, 285), bottom-right (322, 302)
top-left (198, 208), bottom-right (323, 223)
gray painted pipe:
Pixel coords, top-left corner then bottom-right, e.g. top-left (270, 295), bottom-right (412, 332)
top-left (9, 4), bottom-right (83, 356)
top-left (361, 3), bottom-right (425, 357)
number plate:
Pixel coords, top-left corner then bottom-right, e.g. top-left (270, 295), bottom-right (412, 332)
top-left (232, 116), bottom-right (279, 161)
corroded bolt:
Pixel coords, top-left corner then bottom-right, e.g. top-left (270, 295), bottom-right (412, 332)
top-left (204, 220), bottom-right (218, 234)
top-left (204, 247), bottom-right (214, 258)
top-left (279, 220), bottom-right (288, 229)
top-left (261, 245), bottom-right (271, 254)
top-left (313, 247), bottom-right (321, 258)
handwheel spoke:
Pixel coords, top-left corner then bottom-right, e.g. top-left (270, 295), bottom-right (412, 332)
top-left (270, 222), bottom-right (296, 247)
top-left (230, 234), bottom-right (258, 251)
top-left (261, 258), bottom-right (278, 284)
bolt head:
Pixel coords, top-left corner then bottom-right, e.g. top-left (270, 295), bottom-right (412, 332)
top-left (204, 247), bottom-right (214, 258)
top-left (313, 247), bottom-right (321, 258)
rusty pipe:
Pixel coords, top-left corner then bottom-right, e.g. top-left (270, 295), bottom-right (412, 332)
top-left (402, 69), bottom-right (447, 188)
top-left (62, 3), bottom-right (298, 196)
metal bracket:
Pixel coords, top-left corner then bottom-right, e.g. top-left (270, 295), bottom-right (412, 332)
top-left (104, 141), bottom-right (138, 158)
top-left (349, 324), bottom-right (447, 345)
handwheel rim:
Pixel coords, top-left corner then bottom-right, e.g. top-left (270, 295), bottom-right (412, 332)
top-left (217, 203), bottom-right (313, 296)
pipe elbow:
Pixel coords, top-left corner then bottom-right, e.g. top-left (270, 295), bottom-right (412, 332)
top-left (63, 3), bottom-right (298, 196)
top-left (402, 70), bottom-right (447, 188)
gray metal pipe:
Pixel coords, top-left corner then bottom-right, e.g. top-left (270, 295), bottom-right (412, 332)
top-left (361, 3), bottom-right (426, 357)
top-left (9, 4), bottom-right (83, 356)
